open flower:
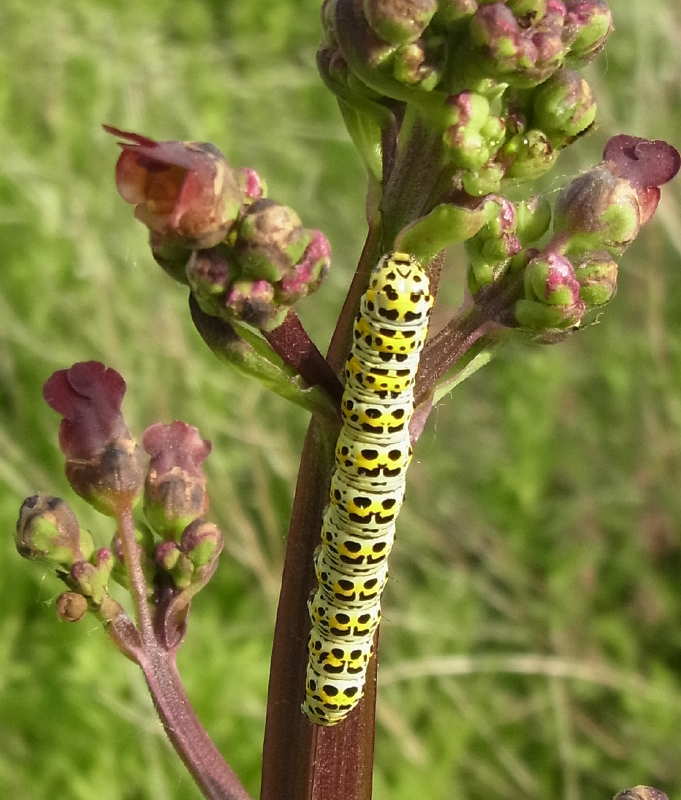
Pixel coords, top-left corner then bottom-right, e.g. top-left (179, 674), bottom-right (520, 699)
top-left (104, 125), bottom-right (244, 248)
top-left (43, 362), bottom-right (143, 515)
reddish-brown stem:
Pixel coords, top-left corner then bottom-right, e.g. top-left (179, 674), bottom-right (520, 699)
top-left (114, 499), bottom-right (251, 800)
top-left (140, 649), bottom-right (252, 800)
top-left (264, 310), bottom-right (344, 404)
top-left (114, 502), bottom-right (156, 646)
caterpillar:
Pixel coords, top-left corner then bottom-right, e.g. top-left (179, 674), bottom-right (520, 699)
top-left (302, 251), bottom-right (434, 726)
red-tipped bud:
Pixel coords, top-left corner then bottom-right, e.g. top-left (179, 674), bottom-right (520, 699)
top-left (43, 362), bottom-right (143, 515)
top-left (186, 248), bottom-right (234, 315)
top-left (515, 250), bottom-right (586, 330)
top-left (181, 519), bottom-right (223, 569)
top-left (142, 421), bottom-right (212, 540)
top-left (237, 168), bottom-right (267, 204)
top-left (275, 231), bottom-right (332, 305)
top-left (69, 547), bottom-right (114, 605)
top-left (105, 125), bottom-right (244, 249)
top-left (532, 69), bottom-right (597, 146)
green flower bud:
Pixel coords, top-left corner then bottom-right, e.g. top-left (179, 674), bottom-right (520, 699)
top-left (70, 548), bottom-right (114, 605)
top-left (466, 196), bottom-right (521, 292)
top-left (181, 520), bottom-right (223, 569)
top-left (532, 69), bottom-right (596, 146)
top-left (235, 200), bottom-right (310, 283)
top-left (553, 164), bottom-right (641, 256)
top-left (516, 250), bottom-right (586, 330)
top-left (443, 92), bottom-right (504, 169)
top-left (363, 0), bottom-right (438, 44)
top-left (508, 0), bottom-right (546, 16)
top-left (56, 592), bottom-right (89, 623)
top-left (515, 195), bottom-right (551, 245)
top-left (393, 37), bottom-right (444, 90)
top-left (574, 251), bottom-right (618, 308)
top-left (502, 129), bottom-right (558, 179)
top-left (435, 0), bottom-right (477, 26)
top-left (564, 0), bottom-right (613, 66)
top-left (156, 541), bottom-right (194, 589)
top-left (461, 161), bottom-right (504, 196)
top-left (16, 496), bottom-right (94, 571)
top-left (186, 247), bottom-right (234, 316)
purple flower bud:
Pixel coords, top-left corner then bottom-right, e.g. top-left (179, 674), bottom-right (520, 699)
top-left (614, 788), bottom-right (669, 800)
top-left (56, 591), bottom-right (89, 622)
top-left (225, 279), bottom-right (283, 330)
top-left (186, 247), bottom-right (234, 315)
top-left (563, 0), bottom-right (613, 65)
top-left (142, 421), bottom-right (212, 540)
top-left (276, 231), bottom-right (332, 305)
top-left (235, 199), bottom-right (310, 283)
top-left (105, 126), bottom-right (244, 249)
top-left (43, 362), bottom-right (143, 515)
top-left (532, 69), bottom-right (596, 145)
top-left (362, 0), bottom-right (438, 45)
top-left (573, 250), bottom-right (618, 308)
top-left (16, 495), bottom-right (94, 570)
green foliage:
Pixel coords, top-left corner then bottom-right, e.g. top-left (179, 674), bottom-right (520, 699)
top-left (1, 1), bottom-right (680, 798)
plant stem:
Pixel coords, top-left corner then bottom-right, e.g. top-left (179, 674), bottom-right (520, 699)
top-left (140, 649), bottom-right (252, 800)
top-left (115, 503), bottom-right (156, 646)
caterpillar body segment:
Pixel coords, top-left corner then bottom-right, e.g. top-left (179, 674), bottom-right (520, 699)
top-left (302, 251), bottom-right (434, 726)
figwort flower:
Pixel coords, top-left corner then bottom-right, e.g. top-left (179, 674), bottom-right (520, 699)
top-left (43, 362), bottom-right (143, 515)
top-left (105, 125), bottom-right (244, 249)
top-left (614, 788), bottom-right (669, 800)
top-left (554, 136), bottom-right (680, 256)
top-left (142, 421), bottom-right (212, 540)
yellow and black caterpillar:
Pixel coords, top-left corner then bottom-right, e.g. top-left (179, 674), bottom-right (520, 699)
top-left (302, 251), bottom-right (434, 726)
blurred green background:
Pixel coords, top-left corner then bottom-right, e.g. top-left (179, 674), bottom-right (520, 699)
top-left (1, 1), bottom-right (680, 798)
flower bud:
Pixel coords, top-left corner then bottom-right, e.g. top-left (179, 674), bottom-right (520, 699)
top-left (614, 788), bottom-right (669, 800)
top-left (532, 69), bottom-right (596, 146)
top-left (466, 196), bottom-right (521, 292)
top-left (436, 0), bottom-right (477, 26)
top-left (16, 495), bottom-right (94, 571)
top-left (70, 548), bottom-right (114, 605)
top-left (181, 520), bottom-right (223, 569)
top-left (275, 231), bottom-right (332, 305)
top-left (573, 251), bottom-right (618, 308)
top-left (393, 38), bottom-right (443, 90)
top-left (235, 200), bottom-right (311, 283)
top-left (236, 167), bottom-right (267, 204)
top-left (43, 362), bottom-right (144, 516)
top-left (443, 92), bottom-right (504, 170)
top-left (564, 0), bottom-right (613, 65)
top-left (225, 279), bottom-right (284, 330)
top-left (461, 161), bottom-right (504, 196)
top-left (56, 591), bottom-right (89, 622)
top-left (155, 541), bottom-right (194, 589)
top-left (105, 126), bottom-right (244, 249)
top-left (186, 247), bottom-right (234, 317)
top-left (142, 421), bottom-right (212, 540)
top-left (363, 0), bottom-right (437, 44)
top-left (554, 164), bottom-right (641, 255)
top-left (503, 129), bottom-right (558, 179)
top-left (515, 195), bottom-right (552, 245)
top-left (516, 250), bottom-right (585, 330)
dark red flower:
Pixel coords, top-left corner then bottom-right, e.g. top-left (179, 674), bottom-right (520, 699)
top-left (142, 422), bottom-right (212, 539)
top-left (43, 362), bottom-right (143, 514)
top-left (604, 135), bottom-right (681, 224)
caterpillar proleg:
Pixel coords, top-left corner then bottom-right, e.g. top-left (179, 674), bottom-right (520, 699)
top-left (302, 251), bottom-right (434, 726)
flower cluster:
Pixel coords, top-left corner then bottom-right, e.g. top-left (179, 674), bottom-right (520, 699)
top-left (16, 362), bottom-right (223, 627)
top-left (106, 126), bottom-right (331, 331)
top-left (320, 0), bottom-right (611, 193)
